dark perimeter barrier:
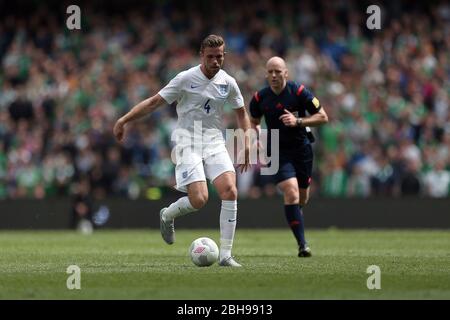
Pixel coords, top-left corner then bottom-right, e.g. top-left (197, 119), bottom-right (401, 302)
top-left (0, 197), bottom-right (449, 229)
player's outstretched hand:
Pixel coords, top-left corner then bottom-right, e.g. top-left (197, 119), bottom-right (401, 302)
top-left (279, 109), bottom-right (297, 127)
top-left (113, 119), bottom-right (126, 142)
top-left (237, 146), bottom-right (251, 173)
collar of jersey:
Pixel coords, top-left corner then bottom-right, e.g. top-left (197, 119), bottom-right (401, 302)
top-left (197, 64), bottom-right (221, 82)
top-left (269, 84), bottom-right (288, 96)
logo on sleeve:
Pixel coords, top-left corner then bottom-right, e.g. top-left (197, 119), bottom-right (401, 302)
top-left (312, 97), bottom-right (320, 108)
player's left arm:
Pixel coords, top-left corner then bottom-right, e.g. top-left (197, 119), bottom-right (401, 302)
top-left (234, 106), bottom-right (251, 173)
top-left (228, 78), bottom-right (251, 173)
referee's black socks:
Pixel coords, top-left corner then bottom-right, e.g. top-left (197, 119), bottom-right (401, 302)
top-left (284, 204), bottom-right (307, 248)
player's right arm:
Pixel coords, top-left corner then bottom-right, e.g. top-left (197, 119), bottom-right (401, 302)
top-left (114, 72), bottom-right (185, 142)
top-left (113, 94), bottom-right (166, 142)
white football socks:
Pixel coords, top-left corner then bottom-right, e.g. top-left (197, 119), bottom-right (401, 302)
top-left (162, 196), bottom-right (197, 222)
top-left (219, 200), bottom-right (237, 261)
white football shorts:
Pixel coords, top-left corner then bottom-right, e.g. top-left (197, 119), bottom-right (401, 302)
top-left (174, 145), bottom-right (235, 193)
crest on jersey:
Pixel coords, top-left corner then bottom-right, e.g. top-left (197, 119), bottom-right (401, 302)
top-left (218, 84), bottom-right (228, 95)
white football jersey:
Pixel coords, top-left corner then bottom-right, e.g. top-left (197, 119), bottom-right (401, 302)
top-left (158, 65), bottom-right (244, 154)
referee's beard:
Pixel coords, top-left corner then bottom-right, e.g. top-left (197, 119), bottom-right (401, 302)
top-left (270, 79), bottom-right (286, 93)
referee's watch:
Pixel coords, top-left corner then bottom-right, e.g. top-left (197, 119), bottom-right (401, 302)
top-left (296, 117), bottom-right (303, 127)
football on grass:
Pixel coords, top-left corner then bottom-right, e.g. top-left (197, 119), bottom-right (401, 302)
top-left (189, 237), bottom-right (219, 267)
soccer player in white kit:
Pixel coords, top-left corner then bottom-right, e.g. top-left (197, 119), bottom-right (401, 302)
top-left (113, 35), bottom-right (250, 267)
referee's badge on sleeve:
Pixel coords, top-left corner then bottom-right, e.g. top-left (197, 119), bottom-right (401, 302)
top-left (312, 97), bottom-right (320, 108)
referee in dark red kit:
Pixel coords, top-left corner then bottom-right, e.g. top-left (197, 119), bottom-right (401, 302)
top-left (249, 56), bottom-right (328, 257)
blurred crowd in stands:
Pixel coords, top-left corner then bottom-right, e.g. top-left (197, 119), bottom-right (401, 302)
top-left (0, 0), bottom-right (449, 200)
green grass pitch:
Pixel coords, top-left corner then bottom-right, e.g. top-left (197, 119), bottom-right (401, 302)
top-left (0, 229), bottom-right (449, 299)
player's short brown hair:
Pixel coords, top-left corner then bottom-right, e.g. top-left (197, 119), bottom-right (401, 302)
top-left (200, 35), bottom-right (225, 53)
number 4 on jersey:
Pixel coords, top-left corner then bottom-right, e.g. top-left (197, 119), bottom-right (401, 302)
top-left (203, 99), bottom-right (211, 114)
